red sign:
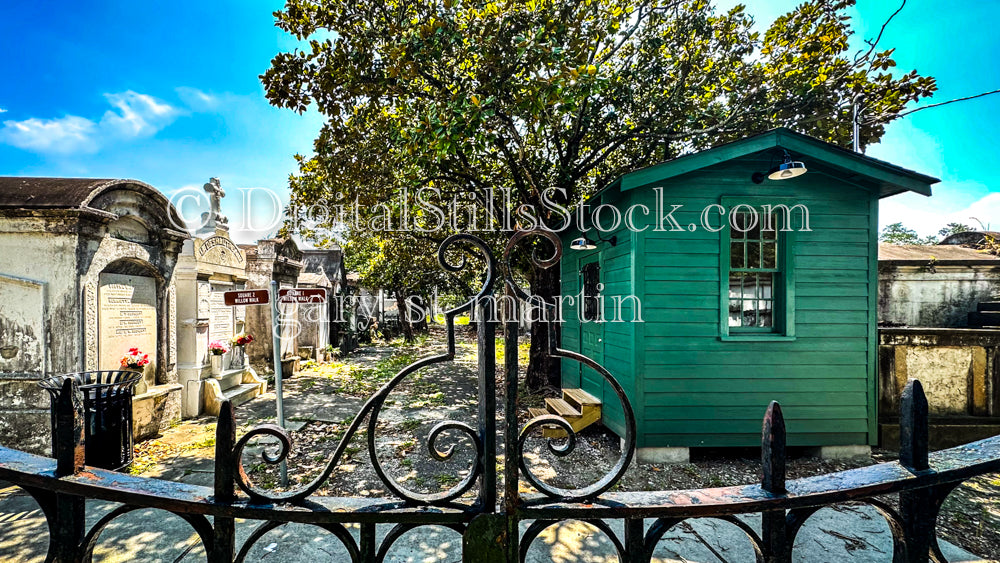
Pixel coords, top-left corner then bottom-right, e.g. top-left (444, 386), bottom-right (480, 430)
top-left (223, 289), bottom-right (270, 306)
top-left (278, 288), bottom-right (327, 303)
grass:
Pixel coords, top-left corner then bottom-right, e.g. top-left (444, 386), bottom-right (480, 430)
top-left (398, 419), bottom-right (421, 432)
top-left (494, 337), bottom-right (531, 369)
top-left (435, 473), bottom-right (459, 487)
top-left (302, 348), bottom-right (421, 397)
top-left (189, 436), bottom-right (216, 450)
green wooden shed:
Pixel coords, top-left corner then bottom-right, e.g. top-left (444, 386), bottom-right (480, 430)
top-left (554, 128), bottom-right (939, 461)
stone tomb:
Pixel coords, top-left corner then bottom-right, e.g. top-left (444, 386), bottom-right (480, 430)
top-left (0, 177), bottom-right (188, 452)
top-left (174, 179), bottom-right (264, 419)
top-left (244, 238), bottom-right (304, 368)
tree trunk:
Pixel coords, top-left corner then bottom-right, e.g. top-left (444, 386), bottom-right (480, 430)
top-left (395, 288), bottom-right (414, 342)
top-left (525, 264), bottom-right (561, 391)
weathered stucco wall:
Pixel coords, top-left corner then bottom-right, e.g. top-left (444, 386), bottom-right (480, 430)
top-left (879, 328), bottom-right (998, 419)
top-left (0, 215), bottom-right (83, 453)
top-left (879, 264), bottom-right (1000, 327)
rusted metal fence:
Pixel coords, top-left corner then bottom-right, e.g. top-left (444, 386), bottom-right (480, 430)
top-left (1, 231), bottom-right (999, 562)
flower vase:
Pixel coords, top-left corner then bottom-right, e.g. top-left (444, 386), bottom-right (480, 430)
top-left (210, 353), bottom-right (224, 375)
top-left (230, 345), bottom-right (245, 369)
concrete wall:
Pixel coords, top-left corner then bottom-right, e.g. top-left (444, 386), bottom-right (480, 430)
top-left (879, 328), bottom-right (1000, 448)
top-left (0, 214), bottom-right (83, 453)
top-left (879, 263), bottom-right (1000, 327)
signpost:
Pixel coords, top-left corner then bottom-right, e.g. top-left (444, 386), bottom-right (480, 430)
top-left (222, 285), bottom-right (329, 487)
top-left (277, 287), bottom-right (327, 303)
top-left (223, 289), bottom-right (269, 306)
top-left (267, 281), bottom-right (287, 486)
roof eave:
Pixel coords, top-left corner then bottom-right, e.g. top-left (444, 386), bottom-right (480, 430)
top-left (613, 128), bottom-right (938, 198)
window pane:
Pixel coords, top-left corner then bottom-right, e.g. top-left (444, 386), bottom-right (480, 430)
top-left (762, 242), bottom-right (777, 269)
top-left (728, 301), bottom-right (742, 327)
top-left (758, 300), bottom-right (773, 327)
top-left (726, 207), bottom-right (784, 333)
top-left (742, 301), bottom-right (756, 327)
top-left (742, 273), bottom-right (757, 300)
top-left (748, 241), bottom-right (761, 269)
top-left (758, 273), bottom-right (772, 300)
top-left (745, 215), bottom-right (760, 240)
top-left (730, 242), bottom-right (744, 268)
top-left (731, 213), bottom-right (748, 238)
top-left (728, 273), bottom-right (744, 299)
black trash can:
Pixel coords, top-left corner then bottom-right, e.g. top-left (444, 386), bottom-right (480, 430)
top-left (39, 370), bottom-right (143, 471)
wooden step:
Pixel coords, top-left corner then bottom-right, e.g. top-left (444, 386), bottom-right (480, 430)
top-left (978, 302), bottom-right (1000, 312)
top-left (563, 388), bottom-right (601, 409)
top-left (528, 407), bottom-right (549, 419)
top-left (529, 407), bottom-right (566, 439)
top-left (545, 398), bottom-right (582, 420)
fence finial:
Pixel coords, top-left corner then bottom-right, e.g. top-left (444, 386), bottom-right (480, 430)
top-left (214, 399), bottom-right (237, 503)
top-left (900, 379), bottom-right (929, 472)
top-left (55, 377), bottom-right (85, 476)
top-left (762, 400), bottom-right (786, 494)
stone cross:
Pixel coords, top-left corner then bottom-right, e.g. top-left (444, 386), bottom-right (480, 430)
top-left (199, 177), bottom-right (229, 233)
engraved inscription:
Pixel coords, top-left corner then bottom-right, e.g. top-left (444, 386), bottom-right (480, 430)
top-left (98, 273), bottom-right (157, 388)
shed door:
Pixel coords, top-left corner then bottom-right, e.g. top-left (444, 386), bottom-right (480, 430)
top-left (579, 259), bottom-right (604, 398)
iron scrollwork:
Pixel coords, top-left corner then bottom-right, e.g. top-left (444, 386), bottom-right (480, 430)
top-left (232, 233), bottom-right (498, 505)
top-left (230, 229), bottom-right (635, 506)
top-left (504, 229), bottom-right (637, 502)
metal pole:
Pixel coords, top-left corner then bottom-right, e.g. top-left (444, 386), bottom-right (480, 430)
top-left (269, 280), bottom-right (288, 486)
top-left (852, 103), bottom-right (861, 153)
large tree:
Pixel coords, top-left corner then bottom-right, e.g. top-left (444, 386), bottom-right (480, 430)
top-left (263, 0), bottom-right (935, 389)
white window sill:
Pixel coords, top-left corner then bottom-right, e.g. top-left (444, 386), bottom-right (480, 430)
top-left (719, 334), bottom-right (796, 342)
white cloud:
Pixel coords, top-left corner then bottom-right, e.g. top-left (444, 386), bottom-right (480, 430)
top-left (0, 115), bottom-right (98, 153)
top-left (0, 90), bottom-right (179, 154)
top-left (175, 87), bottom-right (219, 111)
top-left (100, 91), bottom-right (179, 138)
top-left (0, 108), bottom-right (6, 113)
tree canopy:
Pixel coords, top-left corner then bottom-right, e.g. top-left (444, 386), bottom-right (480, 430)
top-left (263, 0), bottom-right (936, 386)
top-left (879, 222), bottom-right (975, 245)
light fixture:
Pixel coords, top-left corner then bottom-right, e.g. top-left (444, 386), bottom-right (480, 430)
top-left (752, 150), bottom-right (807, 184)
top-left (570, 234), bottom-right (616, 251)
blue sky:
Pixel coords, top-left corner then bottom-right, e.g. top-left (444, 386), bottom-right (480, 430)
top-left (0, 0), bottom-right (997, 242)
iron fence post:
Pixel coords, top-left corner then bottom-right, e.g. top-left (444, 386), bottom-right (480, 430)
top-left (477, 297), bottom-right (497, 511)
top-left (503, 292), bottom-right (521, 562)
top-left (624, 518), bottom-right (645, 562)
top-left (761, 401), bottom-right (790, 563)
top-left (502, 284), bottom-right (521, 563)
top-left (43, 377), bottom-right (87, 561)
top-left (360, 523), bottom-right (377, 562)
top-left (899, 379), bottom-right (935, 562)
top-left (211, 400), bottom-right (237, 562)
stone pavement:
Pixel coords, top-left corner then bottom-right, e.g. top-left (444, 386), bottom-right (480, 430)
top-left (0, 363), bottom-right (991, 561)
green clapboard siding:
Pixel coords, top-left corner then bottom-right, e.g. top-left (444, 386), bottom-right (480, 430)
top-left (557, 137), bottom-right (934, 450)
top-left (561, 226), bottom-right (636, 421)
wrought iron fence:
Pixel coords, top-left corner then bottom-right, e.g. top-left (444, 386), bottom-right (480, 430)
top-left (1, 230), bottom-right (998, 562)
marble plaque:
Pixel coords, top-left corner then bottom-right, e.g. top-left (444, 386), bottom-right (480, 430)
top-left (210, 288), bottom-right (234, 342)
top-left (98, 273), bottom-right (157, 387)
